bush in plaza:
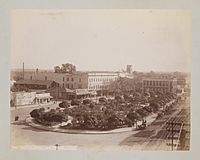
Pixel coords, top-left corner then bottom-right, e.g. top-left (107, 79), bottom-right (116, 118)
top-left (30, 91), bottom-right (177, 130)
top-left (71, 99), bottom-right (81, 106)
top-left (107, 114), bottom-right (122, 129)
top-left (59, 101), bottom-right (70, 108)
top-left (150, 102), bottom-right (160, 112)
top-left (115, 95), bottom-right (123, 102)
top-left (136, 108), bottom-right (149, 117)
top-left (143, 106), bottom-right (153, 113)
top-left (99, 97), bottom-right (107, 103)
top-left (30, 109), bottom-right (44, 119)
top-left (127, 112), bottom-right (142, 122)
top-left (82, 99), bottom-right (91, 105)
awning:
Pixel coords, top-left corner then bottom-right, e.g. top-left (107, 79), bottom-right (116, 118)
top-left (75, 89), bottom-right (91, 95)
top-left (89, 90), bottom-right (97, 95)
top-left (36, 93), bottom-right (53, 99)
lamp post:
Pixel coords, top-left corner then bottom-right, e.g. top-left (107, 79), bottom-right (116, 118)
top-left (55, 144), bottom-right (60, 150)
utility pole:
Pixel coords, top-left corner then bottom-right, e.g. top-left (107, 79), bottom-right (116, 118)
top-left (55, 144), bottom-right (59, 150)
top-left (167, 120), bottom-right (175, 151)
top-left (171, 121), bottom-right (174, 151)
top-left (22, 62), bottom-right (24, 80)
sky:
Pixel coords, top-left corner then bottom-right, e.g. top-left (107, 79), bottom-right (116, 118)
top-left (11, 10), bottom-right (191, 72)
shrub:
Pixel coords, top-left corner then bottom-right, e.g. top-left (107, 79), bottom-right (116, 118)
top-left (30, 109), bottom-right (42, 119)
top-left (71, 99), bottom-right (81, 106)
top-left (82, 99), bottom-right (91, 105)
top-left (99, 97), bottom-right (107, 103)
top-left (59, 101), bottom-right (70, 108)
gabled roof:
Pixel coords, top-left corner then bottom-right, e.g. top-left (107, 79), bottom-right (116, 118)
top-left (14, 79), bottom-right (56, 86)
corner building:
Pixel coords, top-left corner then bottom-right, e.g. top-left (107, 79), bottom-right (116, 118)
top-left (23, 70), bottom-right (119, 92)
top-left (142, 77), bottom-right (177, 93)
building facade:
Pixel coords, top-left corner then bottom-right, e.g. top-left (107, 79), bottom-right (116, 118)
top-left (14, 79), bottom-right (59, 91)
top-left (11, 91), bottom-right (53, 106)
top-left (142, 78), bottom-right (177, 93)
top-left (20, 70), bottom-right (119, 92)
top-left (87, 72), bottom-right (119, 91)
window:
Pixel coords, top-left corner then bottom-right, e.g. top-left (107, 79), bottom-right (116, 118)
top-left (63, 77), bottom-right (65, 81)
top-left (163, 81), bottom-right (165, 86)
top-left (45, 76), bottom-right (47, 80)
top-left (62, 83), bottom-right (64, 88)
top-left (71, 77), bottom-right (74, 82)
top-left (67, 77), bottom-right (69, 81)
top-left (156, 81), bottom-right (158, 86)
top-left (78, 84), bottom-right (82, 88)
top-left (66, 84), bottom-right (69, 88)
top-left (30, 76), bottom-right (32, 80)
top-left (71, 84), bottom-right (73, 89)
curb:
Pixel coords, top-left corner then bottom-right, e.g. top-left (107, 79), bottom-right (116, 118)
top-left (25, 117), bottom-right (136, 134)
top-left (25, 113), bottom-right (157, 135)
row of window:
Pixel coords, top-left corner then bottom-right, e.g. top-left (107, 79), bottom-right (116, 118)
top-left (143, 80), bottom-right (173, 87)
top-left (62, 83), bottom-right (82, 89)
top-left (89, 85), bottom-right (104, 90)
top-left (89, 77), bottom-right (117, 82)
top-left (63, 77), bottom-right (79, 82)
top-left (143, 87), bottom-right (172, 92)
top-left (30, 76), bottom-right (81, 83)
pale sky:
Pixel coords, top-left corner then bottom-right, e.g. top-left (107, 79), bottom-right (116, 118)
top-left (11, 10), bottom-right (191, 72)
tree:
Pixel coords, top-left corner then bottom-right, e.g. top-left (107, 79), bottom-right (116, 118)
top-left (127, 112), bottom-right (142, 121)
top-left (54, 66), bottom-right (61, 73)
top-left (59, 101), bottom-right (70, 108)
top-left (107, 114), bottom-right (121, 128)
top-left (30, 109), bottom-right (42, 119)
top-left (150, 102), bottom-right (160, 112)
top-left (54, 63), bottom-right (76, 73)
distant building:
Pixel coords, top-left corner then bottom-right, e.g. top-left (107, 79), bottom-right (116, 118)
top-left (14, 79), bottom-right (59, 91)
top-left (16, 70), bottom-right (119, 94)
top-left (11, 91), bottom-right (53, 106)
top-left (126, 65), bottom-right (133, 74)
top-left (87, 71), bottom-right (119, 92)
top-left (142, 77), bottom-right (177, 93)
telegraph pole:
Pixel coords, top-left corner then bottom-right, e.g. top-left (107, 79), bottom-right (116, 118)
top-left (167, 119), bottom-right (183, 151)
top-left (55, 144), bottom-right (59, 150)
top-left (22, 62), bottom-right (24, 80)
top-left (167, 120), bottom-right (175, 151)
top-left (171, 121), bottom-right (174, 151)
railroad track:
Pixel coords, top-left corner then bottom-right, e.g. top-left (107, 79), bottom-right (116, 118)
top-left (143, 103), bottom-right (190, 150)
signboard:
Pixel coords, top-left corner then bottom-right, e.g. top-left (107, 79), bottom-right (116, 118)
top-left (12, 92), bottom-right (36, 106)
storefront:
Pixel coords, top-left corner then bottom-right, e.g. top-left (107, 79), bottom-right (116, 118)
top-left (34, 93), bottom-right (53, 104)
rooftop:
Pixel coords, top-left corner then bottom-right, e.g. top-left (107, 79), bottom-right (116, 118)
top-left (14, 79), bottom-right (56, 86)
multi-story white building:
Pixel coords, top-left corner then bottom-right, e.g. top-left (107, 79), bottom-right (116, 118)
top-left (20, 70), bottom-right (119, 92)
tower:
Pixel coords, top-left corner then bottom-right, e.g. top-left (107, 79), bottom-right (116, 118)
top-left (126, 65), bottom-right (133, 74)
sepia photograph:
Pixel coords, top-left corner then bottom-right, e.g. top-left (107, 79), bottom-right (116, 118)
top-left (10, 9), bottom-right (191, 151)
